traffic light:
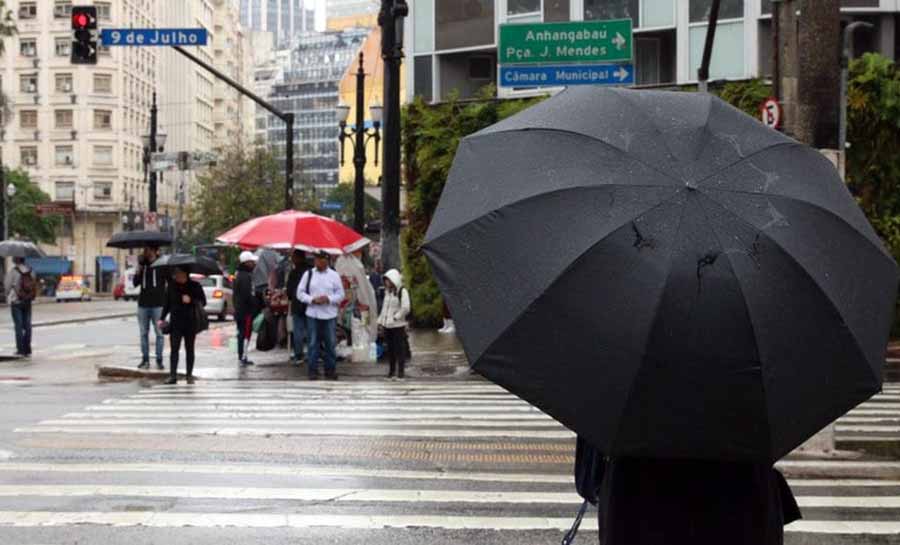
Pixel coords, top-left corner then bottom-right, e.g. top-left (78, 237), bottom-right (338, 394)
top-left (71, 6), bottom-right (97, 65)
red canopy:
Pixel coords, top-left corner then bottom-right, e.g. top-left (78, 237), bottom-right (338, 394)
top-left (216, 210), bottom-right (370, 255)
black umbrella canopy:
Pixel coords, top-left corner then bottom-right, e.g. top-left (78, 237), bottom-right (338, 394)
top-left (106, 230), bottom-right (173, 249)
top-left (0, 240), bottom-right (46, 258)
top-left (423, 87), bottom-right (899, 463)
top-left (151, 254), bottom-right (221, 277)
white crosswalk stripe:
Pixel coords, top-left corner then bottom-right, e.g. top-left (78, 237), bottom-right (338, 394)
top-left (5, 380), bottom-right (900, 541)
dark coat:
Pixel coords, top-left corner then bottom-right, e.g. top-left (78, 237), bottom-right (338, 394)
top-left (286, 265), bottom-right (308, 316)
top-left (134, 257), bottom-right (167, 308)
top-left (160, 279), bottom-right (206, 335)
top-left (574, 437), bottom-right (801, 545)
top-left (233, 264), bottom-right (257, 317)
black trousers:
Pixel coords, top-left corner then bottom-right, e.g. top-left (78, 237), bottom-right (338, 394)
top-left (384, 326), bottom-right (407, 377)
top-left (170, 330), bottom-right (197, 378)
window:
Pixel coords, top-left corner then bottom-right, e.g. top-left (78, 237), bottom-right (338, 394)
top-left (95, 2), bottom-right (111, 20)
top-left (93, 182), bottom-right (112, 200)
top-left (508, 0), bottom-right (540, 15)
top-left (19, 38), bottom-right (36, 57)
top-left (55, 38), bottom-right (70, 57)
top-left (55, 145), bottom-right (74, 166)
top-left (53, 1), bottom-right (72, 19)
top-left (545, 0), bottom-right (570, 22)
top-left (689, 0), bottom-right (743, 22)
top-left (93, 74), bottom-right (112, 93)
top-left (642, 0), bottom-right (674, 28)
top-left (94, 109), bottom-right (112, 130)
top-left (55, 181), bottom-right (75, 201)
top-left (55, 73), bottom-right (73, 93)
top-left (18, 2), bottom-right (37, 19)
top-left (414, 0), bottom-right (434, 53)
top-left (20, 146), bottom-right (37, 166)
top-left (20, 110), bottom-right (37, 129)
top-left (55, 109), bottom-right (73, 129)
top-left (99, 43), bottom-right (111, 56)
top-left (19, 74), bottom-right (38, 94)
top-left (435, 0), bottom-right (494, 51)
top-left (689, 21), bottom-right (745, 79)
top-left (585, 0), bottom-right (639, 27)
top-left (94, 145), bottom-right (113, 166)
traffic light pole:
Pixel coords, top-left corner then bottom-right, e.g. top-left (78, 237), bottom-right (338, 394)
top-left (171, 45), bottom-right (295, 210)
top-left (149, 92), bottom-right (158, 212)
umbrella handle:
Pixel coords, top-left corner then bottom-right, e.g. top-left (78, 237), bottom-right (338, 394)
top-left (560, 499), bottom-right (591, 545)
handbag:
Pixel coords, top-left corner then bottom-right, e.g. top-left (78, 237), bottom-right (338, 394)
top-left (193, 302), bottom-right (209, 335)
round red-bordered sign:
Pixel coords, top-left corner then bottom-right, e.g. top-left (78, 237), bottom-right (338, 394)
top-left (759, 97), bottom-right (783, 129)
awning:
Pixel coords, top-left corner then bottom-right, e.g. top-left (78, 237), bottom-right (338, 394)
top-left (96, 256), bottom-right (117, 273)
top-left (25, 257), bottom-right (72, 276)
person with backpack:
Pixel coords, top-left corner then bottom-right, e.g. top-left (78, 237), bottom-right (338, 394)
top-left (134, 246), bottom-right (167, 370)
top-left (377, 269), bottom-right (411, 380)
top-left (5, 257), bottom-right (36, 357)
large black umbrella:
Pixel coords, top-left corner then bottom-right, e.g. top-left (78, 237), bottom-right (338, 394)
top-left (423, 87), bottom-right (899, 463)
top-left (0, 240), bottom-right (45, 258)
top-left (106, 230), bottom-right (173, 249)
top-left (151, 254), bottom-right (221, 276)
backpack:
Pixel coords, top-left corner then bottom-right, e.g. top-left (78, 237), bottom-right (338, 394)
top-left (15, 269), bottom-right (36, 302)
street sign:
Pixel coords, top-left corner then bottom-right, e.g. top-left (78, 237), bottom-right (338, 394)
top-left (36, 202), bottom-right (76, 217)
top-left (320, 201), bottom-right (343, 211)
top-left (101, 28), bottom-right (208, 47)
top-left (500, 63), bottom-right (634, 88)
top-left (190, 151), bottom-right (218, 168)
top-left (760, 97), bottom-right (783, 129)
top-left (499, 20), bottom-right (632, 65)
top-left (151, 151), bottom-right (179, 173)
top-left (151, 150), bottom-right (217, 172)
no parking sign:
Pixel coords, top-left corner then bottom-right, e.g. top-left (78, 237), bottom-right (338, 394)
top-left (759, 97), bottom-right (783, 130)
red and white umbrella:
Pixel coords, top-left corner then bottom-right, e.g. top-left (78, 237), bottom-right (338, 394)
top-left (216, 210), bottom-right (370, 255)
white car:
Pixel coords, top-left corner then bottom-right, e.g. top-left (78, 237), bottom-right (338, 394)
top-left (194, 274), bottom-right (233, 321)
top-left (56, 276), bottom-right (92, 303)
top-left (123, 268), bottom-right (141, 301)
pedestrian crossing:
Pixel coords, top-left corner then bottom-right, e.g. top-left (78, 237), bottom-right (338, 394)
top-left (4, 380), bottom-right (900, 543)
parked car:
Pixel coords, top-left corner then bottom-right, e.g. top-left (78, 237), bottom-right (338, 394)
top-left (194, 274), bottom-right (233, 321)
top-left (56, 276), bottom-right (92, 303)
top-left (113, 279), bottom-right (125, 300)
top-left (123, 267), bottom-right (141, 301)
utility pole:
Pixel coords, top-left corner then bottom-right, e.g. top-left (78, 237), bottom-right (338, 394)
top-left (353, 54), bottom-right (367, 235)
top-left (697, 0), bottom-right (722, 94)
top-left (379, 0), bottom-right (408, 272)
top-left (149, 92), bottom-right (158, 212)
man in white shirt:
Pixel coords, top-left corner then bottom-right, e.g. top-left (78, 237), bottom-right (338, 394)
top-left (297, 250), bottom-right (345, 380)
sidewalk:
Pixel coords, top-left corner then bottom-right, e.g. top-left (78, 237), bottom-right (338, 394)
top-left (0, 299), bottom-right (134, 328)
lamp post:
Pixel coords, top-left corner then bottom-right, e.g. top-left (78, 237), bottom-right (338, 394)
top-left (142, 126), bottom-right (167, 225)
top-left (338, 53), bottom-right (382, 235)
top-left (379, 0), bottom-right (408, 272)
top-left (3, 182), bottom-right (15, 242)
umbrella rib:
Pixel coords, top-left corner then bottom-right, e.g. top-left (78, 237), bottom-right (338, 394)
top-left (466, 127), bottom-right (683, 187)
top-left (609, 88), bottom-right (682, 166)
top-left (694, 193), bottom-right (774, 461)
top-left (692, 142), bottom-right (803, 188)
top-left (607, 190), bottom-right (691, 456)
top-left (468, 189), bottom-right (687, 366)
top-left (698, 194), bottom-right (882, 390)
top-left (704, 187), bottom-right (895, 264)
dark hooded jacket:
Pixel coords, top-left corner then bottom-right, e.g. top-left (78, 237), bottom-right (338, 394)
top-left (233, 262), bottom-right (258, 317)
top-left (134, 256), bottom-right (167, 308)
top-left (573, 436), bottom-right (801, 545)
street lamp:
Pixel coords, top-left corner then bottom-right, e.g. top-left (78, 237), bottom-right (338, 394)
top-left (3, 182), bottom-right (15, 243)
top-left (338, 52), bottom-right (382, 234)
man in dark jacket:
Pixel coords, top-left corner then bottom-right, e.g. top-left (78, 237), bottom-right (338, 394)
top-left (286, 249), bottom-right (308, 365)
top-left (134, 246), bottom-right (167, 369)
top-left (234, 251), bottom-right (259, 366)
top-left (571, 436), bottom-right (801, 545)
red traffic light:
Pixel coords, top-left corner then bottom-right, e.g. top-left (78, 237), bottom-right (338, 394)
top-left (72, 12), bottom-right (89, 28)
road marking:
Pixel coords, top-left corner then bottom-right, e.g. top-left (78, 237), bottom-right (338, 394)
top-left (129, 394), bottom-right (522, 401)
top-left (102, 399), bottom-right (532, 406)
top-left (40, 418), bottom-right (564, 428)
top-left (836, 425), bottom-right (900, 433)
top-left (15, 425), bottom-right (577, 439)
top-left (63, 411), bottom-right (555, 421)
top-left (83, 404), bottom-right (545, 413)
top-left (779, 460), bottom-right (900, 470)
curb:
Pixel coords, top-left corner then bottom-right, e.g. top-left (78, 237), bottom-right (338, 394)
top-left (32, 313), bottom-right (135, 329)
top-left (98, 363), bottom-right (473, 381)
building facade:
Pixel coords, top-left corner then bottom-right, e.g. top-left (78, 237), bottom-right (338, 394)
top-left (262, 28), bottom-right (368, 193)
top-left (240, 0), bottom-right (315, 46)
top-left (213, 0), bottom-right (255, 148)
top-left (325, 0), bottom-right (379, 20)
top-left (0, 0), bottom-right (163, 286)
top-left (407, 0), bottom-right (900, 103)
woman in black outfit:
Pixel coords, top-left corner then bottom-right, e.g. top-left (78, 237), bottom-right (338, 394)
top-left (158, 266), bottom-right (206, 385)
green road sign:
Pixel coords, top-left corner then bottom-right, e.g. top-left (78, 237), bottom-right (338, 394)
top-left (499, 19), bottom-right (633, 65)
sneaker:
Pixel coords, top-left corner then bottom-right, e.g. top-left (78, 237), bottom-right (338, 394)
top-left (186, 376), bottom-right (196, 385)
top-left (325, 372), bottom-right (339, 381)
top-left (308, 373), bottom-right (320, 381)
top-left (165, 377), bottom-right (177, 385)
top-left (240, 358), bottom-right (255, 366)
top-left (137, 361), bottom-right (150, 369)
top-left (156, 361), bottom-right (165, 370)
top-left (440, 320), bottom-right (456, 335)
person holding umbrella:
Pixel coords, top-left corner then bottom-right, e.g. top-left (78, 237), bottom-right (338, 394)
top-left (134, 246), bottom-right (167, 370)
top-left (297, 250), bottom-right (344, 380)
top-left (158, 265), bottom-right (206, 385)
top-left (234, 251), bottom-right (259, 366)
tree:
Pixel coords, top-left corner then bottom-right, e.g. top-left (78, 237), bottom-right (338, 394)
top-left (6, 169), bottom-right (60, 243)
top-left (190, 144), bottom-right (287, 242)
top-left (323, 182), bottom-right (381, 225)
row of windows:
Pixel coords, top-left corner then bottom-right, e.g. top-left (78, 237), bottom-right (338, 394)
top-left (19, 36), bottom-right (111, 58)
top-left (14, 72), bottom-right (112, 95)
top-left (53, 180), bottom-right (114, 202)
top-left (18, 144), bottom-right (114, 168)
top-left (17, 1), bottom-right (111, 21)
top-left (17, 109), bottom-right (113, 130)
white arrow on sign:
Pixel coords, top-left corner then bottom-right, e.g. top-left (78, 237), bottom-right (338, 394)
top-left (613, 32), bottom-right (627, 50)
top-left (614, 66), bottom-right (630, 82)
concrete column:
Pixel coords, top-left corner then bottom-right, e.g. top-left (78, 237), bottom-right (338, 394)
top-left (879, 14), bottom-right (896, 61)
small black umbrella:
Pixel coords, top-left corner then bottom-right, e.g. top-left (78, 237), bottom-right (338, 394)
top-left (106, 230), bottom-right (173, 250)
top-left (423, 87), bottom-right (899, 463)
top-left (0, 240), bottom-right (46, 258)
top-left (151, 254), bottom-right (221, 276)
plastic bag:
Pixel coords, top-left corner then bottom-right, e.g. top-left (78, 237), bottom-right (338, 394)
top-left (252, 313), bottom-right (265, 333)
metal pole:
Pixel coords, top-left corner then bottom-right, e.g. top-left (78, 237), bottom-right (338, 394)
top-left (772, 0), bottom-right (781, 102)
top-left (379, 0), bottom-right (407, 272)
top-left (353, 53), bottom-right (367, 235)
top-left (174, 169), bottom-right (185, 251)
top-left (840, 22), bottom-right (873, 152)
top-left (697, 0), bottom-right (722, 93)
top-left (285, 113), bottom-right (295, 210)
top-left (149, 92), bottom-right (158, 213)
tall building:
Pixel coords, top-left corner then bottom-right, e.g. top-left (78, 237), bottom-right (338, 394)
top-left (325, 0), bottom-right (379, 20)
top-left (240, 0), bottom-right (315, 46)
top-left (0, 0), bottom-right (161, 287)
top-left (407, 0), bottom-right (900, 103)
top-left (263, 28), bottom-right (368, 192)
top-left (212, 0), bottom-right (255, 147)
